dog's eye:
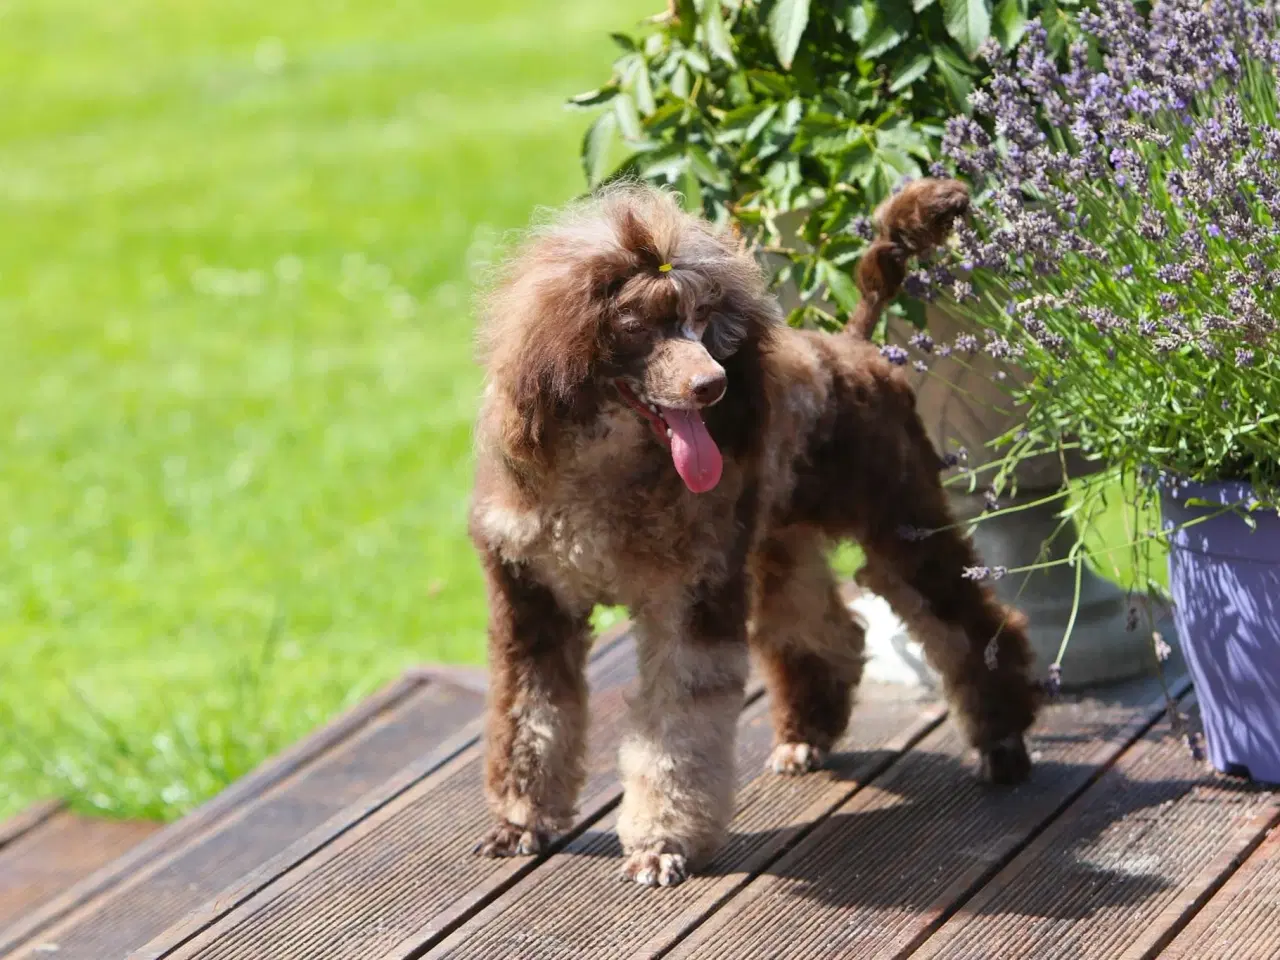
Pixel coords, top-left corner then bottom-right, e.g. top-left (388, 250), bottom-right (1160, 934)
top-left (614, 316), bottom-right (650, 348)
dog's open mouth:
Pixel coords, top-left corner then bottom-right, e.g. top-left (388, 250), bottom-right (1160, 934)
top-left (615, 380), bottom-right (723, 494)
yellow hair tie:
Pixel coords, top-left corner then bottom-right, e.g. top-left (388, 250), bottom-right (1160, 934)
top-left (658, 262), bottom-right (673, 273)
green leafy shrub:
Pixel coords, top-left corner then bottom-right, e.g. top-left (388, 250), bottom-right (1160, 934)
top-left (573, 0), bottom-right (1085, 331)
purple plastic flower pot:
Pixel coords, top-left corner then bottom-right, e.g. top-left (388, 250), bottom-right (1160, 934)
top-left (1161, 480), bottom-right (1280, 785)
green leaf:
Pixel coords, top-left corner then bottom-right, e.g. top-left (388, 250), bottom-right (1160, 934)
top-left (670, 64), bottom-right (692, 99)
top-left (942, 0), bottom-right (992, 58)
top-left (861, 4), bottom-right (912, 58)
top-left (932, 48), bottom-right (972, 104)
top-left (716, 102), bottom-right (779, 144)
top-left (702, 0), bottom-right (737, 66)
top-left (932, 40), bottom-right (981, 75)
top-left (745, 102), bottom-right (780, 142)
top-left (793, 113), bottom-right (860, 156)
top-left (846, 2), bottom-right (870, 42)
top-left (768, 0), bottom-right (811, 70)
top-left (888, 51), bottom-right (933, 92)
top-left (582, 110), bottom-right (619, 187)
top-left (680, 167), bottom-right (704, 212)
top-left (683, 48), bottom-right (712, 73)
top-left (820, 260), bottom-right (860, 312)
top-left (687, 144), bottom-right (731, 189)
top-left (632, 64), bottom-right (656, 115)
top-left (900, 295), bottom-right (928, 329)
top-left (747, 69), bottom-right (792, 97)
top-left (646, 101), bottom-right (687, 135)
top-left (674, 0), bottom-right (698, 43)
top-left (609, 32), bottom-right (637, 53)
top-left (993, 0), bottom-right (1028, 51)
top-left (1041, 0), bottom-right (1070, 55)
top-left (566, 85), bottom-right (619, 109)
top-left (614, 94), bottom-right (643, 140)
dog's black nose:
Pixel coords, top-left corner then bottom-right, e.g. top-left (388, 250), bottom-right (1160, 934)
top-left (690, 371), bottom-right (727, 407)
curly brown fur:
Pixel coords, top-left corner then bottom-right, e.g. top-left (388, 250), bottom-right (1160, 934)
top-left (848, 178), bottom-right (970, 340)
top-left (469, 179), bottom-right (1038, 887)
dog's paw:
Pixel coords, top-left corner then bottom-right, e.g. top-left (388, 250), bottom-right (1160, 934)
top-left (473, 819), bottom-right (548, 858)
top-left (769, 742), bottom-right (826, 776)
top-left (978, 735), bottom-right (1032, 785)
top-left (620, 842), bottom-right (689, 888)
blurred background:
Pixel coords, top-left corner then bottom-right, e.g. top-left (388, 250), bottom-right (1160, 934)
top-left (0, 0), bottom-right (652, 820)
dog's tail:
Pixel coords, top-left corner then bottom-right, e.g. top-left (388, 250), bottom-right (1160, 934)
top-left (846, 178), bottom-right (970, 340)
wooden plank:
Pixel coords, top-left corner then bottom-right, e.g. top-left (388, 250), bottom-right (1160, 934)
top-left (1160, 825), bottom-right (1280, 960)
top-left (425, 683), bottom-right (942, 960)
top-left (664, 674), bottom-right (1190, 960)
top-left (0, 666), bottom-right (491, 960)
top-left (0, 813), bottom-right (161, 932)
top-left (0, 801), bottom-right (64, 851)
top-left (911, 698), bottom-right (1280, 960)
top-left (152, 637), bottom-right (765, 960)
top-left (0, 667), bottom-right (430, 958)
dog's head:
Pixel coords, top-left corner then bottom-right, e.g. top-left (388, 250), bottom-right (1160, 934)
top-left (480, 184), bottom-right (780, 493)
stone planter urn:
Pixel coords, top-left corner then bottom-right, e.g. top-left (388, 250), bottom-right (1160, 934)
top-left (759, 216), bottom-right (1175, 690)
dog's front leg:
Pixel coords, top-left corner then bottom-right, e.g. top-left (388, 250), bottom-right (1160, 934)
top-left (617, 575), bottom-right (750, 887)
top-left (474, 553), bottom-right (590, 858)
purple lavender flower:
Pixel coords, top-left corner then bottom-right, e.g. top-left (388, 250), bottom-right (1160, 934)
top-left (962, 566), bottom-right (991, 581)
top-left (1236, 348), bottom-right (1255, 367)
top-left (1043, 663), bottom-right (1062, 698)
top-left (1184, 731), bottom-right (1207, 764)
top-left (984, 337), bottom-right (1014, 359)
top-left (912, 360), bottom-right (929, 373)
top-left (910, 332), bottom-right (935, 353)
top-left (1154, 633), bottom-right (1172, 661)
top-left (880, 345), bottom-right (909, 366)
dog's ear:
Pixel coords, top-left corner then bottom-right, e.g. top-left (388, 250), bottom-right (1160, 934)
top-left (703, 229), bottom-right (783, 358)
top-left (484, 258), bottom-right (614, 461)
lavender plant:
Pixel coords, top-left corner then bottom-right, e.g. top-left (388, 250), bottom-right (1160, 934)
top-left (914, 0), bottom-right (1280, 511)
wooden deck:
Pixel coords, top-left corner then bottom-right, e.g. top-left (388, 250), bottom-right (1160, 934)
top-left (2, 625), bottom-right (1277, 960)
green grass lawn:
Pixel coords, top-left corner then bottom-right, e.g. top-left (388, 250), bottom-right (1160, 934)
top-left (0, 0), bottom-right (655, 820)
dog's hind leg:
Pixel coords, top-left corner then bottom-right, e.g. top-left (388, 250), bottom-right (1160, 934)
top-left (474, 552), bottom-right (591, 858)
top-left (795, 354), bottom-right (1041, 784)
top-left (616, 575), bottom-right (751, 887)
top-left (749, 527), bottom-right (866, 775)
top-left (848, 378), bottom-right (1040, 783)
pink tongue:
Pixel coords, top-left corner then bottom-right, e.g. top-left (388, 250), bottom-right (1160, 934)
top-left (662, 407), bottom-right (723, 493)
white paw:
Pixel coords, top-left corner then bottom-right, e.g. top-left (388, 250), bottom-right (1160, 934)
top-left (620, 844), bottom-right (689, 887)
top-left (769, 742), bottom-right (826, 775)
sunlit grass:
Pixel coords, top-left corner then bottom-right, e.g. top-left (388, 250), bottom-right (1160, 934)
top-left (0, 0), bottom-right (655, 819)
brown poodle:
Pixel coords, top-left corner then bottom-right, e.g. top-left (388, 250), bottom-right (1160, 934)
top-left (468, 179), bottom-right (1040, 887)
